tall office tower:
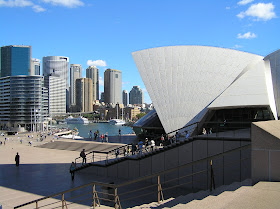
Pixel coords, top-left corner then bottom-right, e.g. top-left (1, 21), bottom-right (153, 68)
top-left (86, 66), bottom-right (99, 101)
top-left (44, 76), bottom-right (66, 115)
top-left (0, 76), bottom-right (48, 131)
top-left (129, 86), bottom-right (144, 105)
top-left (42, 56), bottom-right (70, 111)
top-left (1, 45), bottom-right (31, 77)
top-left (104, 68), bottom-right (122, 104)
top-left (70, 64), bottom-right (82, 106)
top-left (123, 90), bottom-right (128, 107)
top-left (31, 58), bottom-right (41, 75)
top-left (100, 92), bottom-right (104, 103)
top-left (76, 78), bottom-right (93, 112)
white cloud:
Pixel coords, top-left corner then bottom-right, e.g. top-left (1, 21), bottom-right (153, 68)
top-left (237, 32), bottom-right (257, 39)
top-left (226, 6), bottom-right (231, 10)
top-left (99, 77), bottom-right (104, 86)
top-left (0, 0), bottom-right (33, 7)
top-left (87, 60), bottom-right (107, 67)
top-left (42, 0), bottom-right (84, 8)
top-left (32, 4), bottom-right (45, 12)
top-left (237, 3), bottom-right (277, 21)
top-left (0, 0), bottom-right (45, 12)
top-left (237, 0), bottom-right (254, 6)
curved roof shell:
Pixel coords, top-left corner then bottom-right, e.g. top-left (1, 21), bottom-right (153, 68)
top-left (132, 46), bottom-right (264, 133)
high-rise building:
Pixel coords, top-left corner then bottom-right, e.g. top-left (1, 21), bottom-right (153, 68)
top-left (76, 78), bottom-right (93, 112)
top-left (31, 58), bottom-right (41, 75)
top-left (123, 90), bottom-right (128, 107)
top-left (44, 76), bottom-right (66, 115)
top-left (129, 86), bottom-right (144, 105)
top-left (104, 68), bottom-right (122, 104)
top-left (86, 66), bottom-right (99, 101)
top-left (42, 56), bottom-right (69, 112)
top-left (70, 64), bottom-right (82, 106)
top-left (100, 92), bottom-right (105, 103)
top-left (1, 45), bottom-right (31, 77)
top-left (0, 76), bottom-right (48, 131)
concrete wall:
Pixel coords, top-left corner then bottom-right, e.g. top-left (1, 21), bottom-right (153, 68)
top-left (252, 121), bottom-right (280, 184)
top-left (80, 138), bottom-right (250, 191)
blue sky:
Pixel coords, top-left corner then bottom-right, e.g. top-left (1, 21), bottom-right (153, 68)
top-left (0, 0), bottom-right (279, 104)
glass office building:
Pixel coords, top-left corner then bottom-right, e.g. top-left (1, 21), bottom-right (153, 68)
top-left (0, 76), bottom-right (48, 131)
top-left (1, 45), bottom-right (31, 77)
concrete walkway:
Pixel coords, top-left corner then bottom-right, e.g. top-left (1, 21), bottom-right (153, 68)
top-left (0, 134), bottom-right (119, 209)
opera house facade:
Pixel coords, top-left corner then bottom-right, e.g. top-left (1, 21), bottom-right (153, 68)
top-left (132, 46), bottom-right (280, 135)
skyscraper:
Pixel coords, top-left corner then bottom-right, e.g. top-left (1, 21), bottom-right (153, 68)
top-left (43, 56), bottom-right (70, 112)
top-left (31, 58), bottom-right (41, 75)
top-left (129, 86), bottom-right (144, 105)
top-left (1, 45), bottom-right (31, 77)
top-left (86, 66), bottom-right (99, 101)
top-left (104, 68), bottom-right (122, 104)
top-left (76, 78), bottom-right (93, 112)
top-left (44, 76), bottom-right (66, 115)
top-left (123, 90), bottom-right (128, 107)
top-left (70, 64), bottom-right (82, 106)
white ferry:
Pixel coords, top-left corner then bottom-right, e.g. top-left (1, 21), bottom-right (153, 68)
top-left (109, 119), bottom-right (126, 125)
top-left (66, 116), bottom-right (89, 124)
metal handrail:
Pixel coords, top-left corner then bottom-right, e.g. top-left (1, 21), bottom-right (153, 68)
top-left (14, 142), bottom-right (251, 209)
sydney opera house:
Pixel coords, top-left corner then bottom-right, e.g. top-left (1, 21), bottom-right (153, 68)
top-left (132, 46), bottom-right (280, 136)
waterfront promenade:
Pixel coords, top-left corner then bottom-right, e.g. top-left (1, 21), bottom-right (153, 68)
top-left (0, 133), bottom-right (129, 208)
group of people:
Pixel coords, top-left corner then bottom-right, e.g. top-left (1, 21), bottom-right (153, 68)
top-left (89, 130), bottom-right (109, 143)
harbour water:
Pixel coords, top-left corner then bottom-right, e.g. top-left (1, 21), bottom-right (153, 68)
top-left (54, 122), bottom-right (134, 138)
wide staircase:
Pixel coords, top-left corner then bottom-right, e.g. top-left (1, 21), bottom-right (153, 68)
top-left (129, 180), bottom-right (280, 209)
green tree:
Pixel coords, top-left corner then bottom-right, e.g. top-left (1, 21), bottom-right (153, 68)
top-left (136, 112), bottom-right (146, 119)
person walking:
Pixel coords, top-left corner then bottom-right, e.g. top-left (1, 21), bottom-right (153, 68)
top-left (145, 138), bottom-right (149, 152)
top-left (15, 152), bottom-right (20, 167)
top-left (80, 149), bottom-right (86, 165)
top-left (105, 132), bottom-right (108, 143)
top-left (119, 128), bottom-right (121, 137)
top-left (69, 162), bottom-right (75, 180)
top-left (101, 133), bottom-right (104, 143)
top-left (151, 139), bottom-right (155, 151)
top-left (115, 148), bottom-right (119, 158)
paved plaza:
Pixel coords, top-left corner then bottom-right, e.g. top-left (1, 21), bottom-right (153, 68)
top-left (0, 133), bottom-right (125, 209)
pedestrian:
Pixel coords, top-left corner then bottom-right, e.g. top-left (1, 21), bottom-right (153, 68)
top-left (101, 133), bottom-right (104, 143)
top-left (160, 134), bottom-right (164, 147)
top-left (69, 162), bottom-right (75, 181)
top-left (94, 132), bottom-right (97, 140)
top-left (151, 139), bottom-right (155, 151)
top-left (176, 132), bottom-right (179, 142)
top-left (132, 144), bottom-right (136, 155)
top-left (96, 130), bottom-right (99, 139)
top-left (15, 152), bottom-right (20, 167)
top-left (145, 138), bottom-right (149, 152)
top-left (123, 147), bottom-right (126, 156)
top-left (119, 128), bottom-right (121, 136)
top-left (128, 146), bottom-right (131, 156)
top-left (185, 131), bottom-right (190, 139)
top-left (105, 132), bottom-right (108, 143)
top-left (202, 128), bottom-right (207, 135)
top-left (138, 141), bottom-right (143, 155)
top-left (115, 148), bottom-right (119, 158)
top-left (80, 149), bottom-right (86, 165)
top-left (89, 130), bottom-right (93, 139)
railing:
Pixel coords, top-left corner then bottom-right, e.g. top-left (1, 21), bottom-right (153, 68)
top-left (74, 144), bottom-right (132, 168)
top-left (14, 143), bottom-right (251, 209)
top-left (74, 121), bottom-right (251, 170)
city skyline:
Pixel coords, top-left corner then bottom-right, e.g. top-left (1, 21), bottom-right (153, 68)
top-left (0, 0), bottom-right (279, 104)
